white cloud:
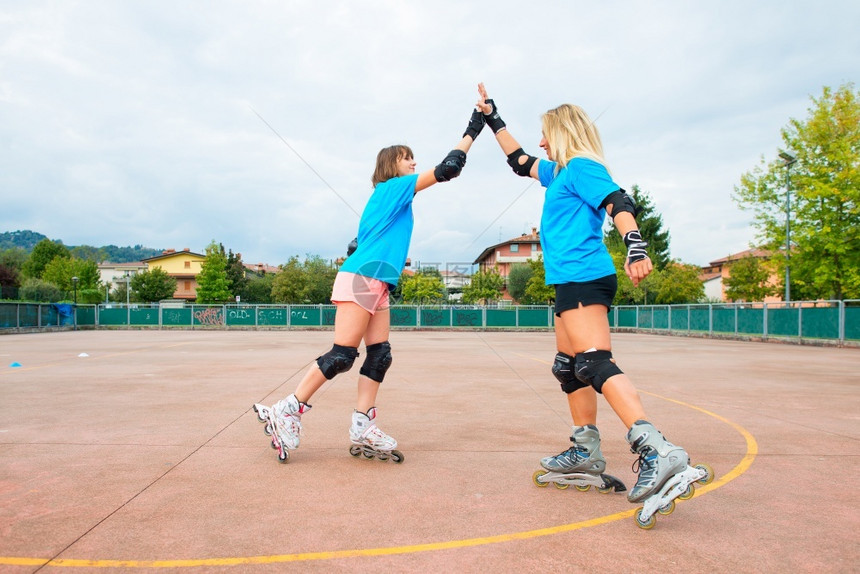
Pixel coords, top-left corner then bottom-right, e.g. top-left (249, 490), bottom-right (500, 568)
top-left (1, 0), bottom-right (858, 268)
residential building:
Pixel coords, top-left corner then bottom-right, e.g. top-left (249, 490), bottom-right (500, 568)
top-left (473, 228), bottom-right (542, 301)
top-left (699, 248), bottom-right (781, 303)
top-left (141, 248), bottom-right (206, 301)
top-left (97, 261), bottom-right (149, 294)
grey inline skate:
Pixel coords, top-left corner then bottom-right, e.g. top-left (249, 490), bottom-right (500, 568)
top-left (532, 425), bottom-right (627, 493)
top-left (348, 407), bottom-right (404, 463)
top-left (626, 420), bottom-right (713, 529)
top-left (253, 394), bottom-right (310, 463)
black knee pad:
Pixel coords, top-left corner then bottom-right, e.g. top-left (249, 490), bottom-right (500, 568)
top-left (552, 351), bottom-right (589, 394)
top-left (316, 344), bottom-right (359, 380)
top-left (360, 341), bottom-right (393, 383)
top-left (574, 350), bottom-right (623, 394)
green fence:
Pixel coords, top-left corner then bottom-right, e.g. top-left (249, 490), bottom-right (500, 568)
top-left (1, 300), bottom-right (858, 345)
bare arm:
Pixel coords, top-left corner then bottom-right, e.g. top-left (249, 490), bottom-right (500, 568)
top-left (477, 83), bottom-right (540, 180)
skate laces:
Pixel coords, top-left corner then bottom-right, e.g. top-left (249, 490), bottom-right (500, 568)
top-left (632, 448), bottom-right (658, 481)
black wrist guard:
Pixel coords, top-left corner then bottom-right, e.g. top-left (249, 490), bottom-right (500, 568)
top-left (483, 99), bottom-right (507, 134)
top-left (434, 149), bottom-right (467, 182)
top-left (623, 230), bottom-right (649, 264)
top-left (463, 109), bottom-right (485, 140)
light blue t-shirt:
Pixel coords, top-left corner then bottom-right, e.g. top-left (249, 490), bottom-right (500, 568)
top-left (340, 174), bottom-right (418, 288)
top-left (538, 157), bottom-right (618, 285)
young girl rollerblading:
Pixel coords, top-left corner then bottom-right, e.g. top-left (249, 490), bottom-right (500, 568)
top-left (254, 102), bottom-right (487, 463)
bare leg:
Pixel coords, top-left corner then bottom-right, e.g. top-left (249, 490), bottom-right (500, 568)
top-left (555, 322), bottom-right (598, 425)
top-left (357, 308), bottom-right (390, 412)
top-left (293, 302), bottom-right (370, 404)
top-left (556, 304), bottom-right (646, 430)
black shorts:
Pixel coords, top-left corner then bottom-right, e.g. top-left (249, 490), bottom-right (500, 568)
top-left (554, 274), bottom-right (617, 316)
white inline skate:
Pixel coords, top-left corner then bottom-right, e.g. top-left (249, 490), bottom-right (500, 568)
top-left (348, 407), bottom-right (404, 463)
top-left (532, 425), bottom-right (627, 493)
top-left (253, 394), bottom-right (310, 463)
top-left (626, 420), bottom-right (714, 529)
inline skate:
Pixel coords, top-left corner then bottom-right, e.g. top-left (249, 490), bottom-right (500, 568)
top-left (253, 394), bottom-right (310, 463)
top-left (532, 425), bottom-right (627, 493)
top-left (626, 420), bottom-right (714, 529)
top-left (348, 407), bottom-right (404, 463)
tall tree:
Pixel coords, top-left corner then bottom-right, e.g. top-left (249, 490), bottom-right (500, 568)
top-left (604, 185), bottom-right (671, 270)
top-left (400, 270), bottom-right (445, 304)
top-left (462, 266), bottom-right (504, 304)
top-left (21, 239), bottom-right (70, 279)
top-left (132, 267), bottom-right (178, 302)
top-left (734, 83), bottom-right (860, 300)
top-left (271, 255), bottom-right (337, 304)
top-left (506, 263), bottom-right (532, 303)
top-left (195, 241), bottom-right (232, 303)
top-left (523, 256), bottom-right (554, 304)
top-left (226, 249), bottom-right (249, 301)
top-left (723, 256), bottom-right (779, 302)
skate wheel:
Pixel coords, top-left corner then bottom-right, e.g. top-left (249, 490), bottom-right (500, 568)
top-left (678, 483), bottom-right (695, 500)
top-left (390, 450), bottom-right (404, 463)
top-left (658, 500), bottom-right (675, 515)
top-left (349, 445), bottom-right (362, 457)
top-left (362, 447), bottom-right (375, 459)
top-left (263, 423), bottom-right (273, 436)
top-left (597, 485), bottom-right (614, 494)
top-left (270, 438), bottom-right (278, 450)
top-left (635, 508), bottom-right (656, 530)
top-left (695, 463), bottom-right (715, 485)
top-left (574, 484), bottom-right (590, 492)
top-left (277, 450), bottom-right (289, 464)
top-left (532, 470), bottom-right (550, 488)
top-left (377, 452), bottom-right (389, 461)
top-left (554, 482), bottom-right (570, 490)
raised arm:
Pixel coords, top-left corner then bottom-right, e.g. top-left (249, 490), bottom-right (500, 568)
top-left (477, 83), bottom-right (541, 180)
top-left (415, 108), bottom-right (485, 192)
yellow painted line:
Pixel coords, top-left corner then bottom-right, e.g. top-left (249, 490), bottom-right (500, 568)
top-left (1, 357), bottom-right (756, 568)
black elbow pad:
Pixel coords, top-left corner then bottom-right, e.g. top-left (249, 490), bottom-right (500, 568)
top-left (600, 189), bottom-right (641, 219)
top-left (506, 148), bottom-right (537, 177)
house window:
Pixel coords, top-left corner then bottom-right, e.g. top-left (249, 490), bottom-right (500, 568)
top-left (532, 243), bottom-right (538, 252)
top-left (185, 261), bottom-right (191, 269)
top-left (510, 244), bottom-right (519, 253)
top-left (184, 281), bottom-right (191, 291)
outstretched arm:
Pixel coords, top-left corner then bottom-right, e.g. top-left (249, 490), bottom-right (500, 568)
top-left (415, 111), bottom-right (483, 192)
top-left (477, 83), bottom-right (540, 180)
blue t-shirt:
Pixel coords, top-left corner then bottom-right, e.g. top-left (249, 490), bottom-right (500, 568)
top-left (538, 157), bottom-right (618, 285)
top-left (340, 174), bottom-right (418, 288)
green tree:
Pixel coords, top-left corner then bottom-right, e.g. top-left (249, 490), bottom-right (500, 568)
top-left (640, 261), bottom-right (705, 304)
top-left (462, 266), bottom-right (504, 304)
top-left (523, 256), bottom-right (554, 304)
top-left (41, 257), bottom-right (100, 291)
top-left (507, 263), bottom-right (532, 303)
top-left (723, 255), bottom-right (778, 302)
top-left (244, 274), bottom-right (275, 304)
top-left (70, 245), bottom-right (107, 262)
top-left (0, 247), bottom-right (28, 272)
top-left (132, 267), bottom-right (178, 303)
top-left (734, 83), bottom-right (860, 300)
top-left (19, 277), bottom-right (64, 302)
top-left (226, 249), bottom-right (249, 301)
top-left (605, 185), bottom-right (671, 270)
top-left (21, 239), bottom-right (70, 279)
top-left (271, 255), bottom-right (337, 304)
top-left (195, 241), bottom-right (232, 303)
top-left (401, 270), bottom-right (445, 304)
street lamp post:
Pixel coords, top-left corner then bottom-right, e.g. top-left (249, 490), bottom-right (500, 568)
top-left (72, 276), bottom-right (79, 331)
top-left (779, 151), bottom-right (797, 303)
top-left (125, 272), bottom-right (131, 328)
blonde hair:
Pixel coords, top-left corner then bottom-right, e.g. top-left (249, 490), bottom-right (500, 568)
top-left (372, 145), bottom-right (413, 186)
top-left (541, 104), bottom-right (607, 172)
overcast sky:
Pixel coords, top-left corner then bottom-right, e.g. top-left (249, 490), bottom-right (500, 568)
top-left (2, 1), bottom-right (857, 269)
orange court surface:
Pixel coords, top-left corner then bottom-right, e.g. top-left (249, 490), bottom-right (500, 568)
top-left (1, 329), bottom-right (858, 573)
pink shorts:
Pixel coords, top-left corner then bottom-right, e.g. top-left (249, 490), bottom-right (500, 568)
top-left (331, 272), bottom-right (391, 314)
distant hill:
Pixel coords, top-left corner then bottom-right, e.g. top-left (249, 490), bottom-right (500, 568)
top-left (0, 230), bottom-right (163, 263)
